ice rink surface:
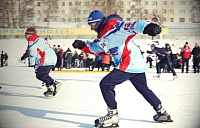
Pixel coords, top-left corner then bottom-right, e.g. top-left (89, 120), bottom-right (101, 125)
top-left (0, 66), bottom-right (200, 128)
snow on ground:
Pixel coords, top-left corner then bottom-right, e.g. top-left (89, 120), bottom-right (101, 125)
top-left (0, 39), bottom-right (200, 128)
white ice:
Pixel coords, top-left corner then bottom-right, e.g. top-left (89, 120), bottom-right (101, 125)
top-left (0, 39), bottom-right (200, 128)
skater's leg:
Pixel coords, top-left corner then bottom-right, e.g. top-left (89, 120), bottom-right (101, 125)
top-left (36, 65), bottom-right (54, 87)
top-left (129, 73), bottom-right (161, 110)
top-left (186, 59), bottom-right (189, 73)
top-left (100, 68), bottom-right (133, 109)
top-left (165, 57), bottom-right (177, 76)
top-left (182, 58), bottom-right (185, 73)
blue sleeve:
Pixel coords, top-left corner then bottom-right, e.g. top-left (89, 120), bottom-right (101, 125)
top-left (119, 20), bottom-right (148, 34)
top-left (84, 39), bottom-right (107, 55)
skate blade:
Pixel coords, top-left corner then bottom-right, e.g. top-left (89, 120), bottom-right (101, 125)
top-left (156, 119), bottom-right (173, 123)
top-left (94, 124), bottom-right (119, 128)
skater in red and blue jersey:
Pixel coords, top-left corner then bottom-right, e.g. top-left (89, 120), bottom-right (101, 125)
top-left (72, 10), bottom-right (173, 127)
top-left (22, 27), bottom-right (62, 97)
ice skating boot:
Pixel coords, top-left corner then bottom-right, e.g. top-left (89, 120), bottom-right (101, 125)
top-left (44, 86), bottom-right (54, 97)
top-left (53, 81), bottom-right (62, 96)
top-left (153, 104), bottom-right (173, 122)
top-left (173, 75), bottom-right (179, 80)
top-left (94, 108), bottom-right (119, 128)
top-left (153, 74), bottom-right (160, 79)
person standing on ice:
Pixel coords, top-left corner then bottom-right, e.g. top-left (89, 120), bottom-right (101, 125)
top-left (147, 44), bottom-right (178, 79)
top-left (72, 10), bottom-right (173, 127)
top-left (23, 27), bottom-right (62, 97)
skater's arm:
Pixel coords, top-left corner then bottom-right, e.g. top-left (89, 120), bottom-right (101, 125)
top-left (72, 39), bottom-right (106, 56)
top-left (119, 20), bottom-right (161, 36)
top-left (28, 40), bottom-right (38, 66)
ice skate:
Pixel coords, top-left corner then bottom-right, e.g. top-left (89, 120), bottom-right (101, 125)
top-left (153, 104), bottom-right (173, 122)
top-left (153, 74), bottom-right (160, 79)
top-left (94, 108), bottom-right (119, 128)
top-left (44, 86), bottom-right (54, 97)
top-left (53, 81), bottom-right (62, 96)
top-left (172, 75), bottom-right (179, 80)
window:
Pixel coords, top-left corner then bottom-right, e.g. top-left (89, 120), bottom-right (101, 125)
top-left (62, 18), bottom-right (65, 22)
top-left (69, 2), bottom-right (72, 6)
top-left (190, 1), bottom-right (193, 5)
top-left (127, 1), bottom-right (130, 5)
top-left (180, 9), bottom-right (185, 13)
top-left (44, 18), bottom-right (47, 22)
top-left (84, 10), bottom-right (88, 14)
top-left (68, 18), bottom-right (72, 22)
top-left (37, 2), bottom-right (40, 6)
top-left (62, 2), bottom-right (65, 6)
top-left (170, 18), bottom-right (174, 22)
top-left (77, 10), bottom-right (81, 14)
top-left (180, 1), bottom-right (186, 5)
top-left (75, 2), bottom-right (81, 6)
top-left (152, 1), bottom-right (157, 5)
top-left (145, 9), bottom-right (148, 14)
top-left (145, 1), bottom-right (148, 5)
top-left (53, 17), bottom-right (57, 21)
top-left (152, 9), bottom-right (157, 13)
top-left (62, 10), bottom-right (65, 14)
top-left (44, 10), bottom-right (47, 14)
top-left (163, 9), bottom-right (167, 13)
top-left (163, 1), bottom-right (167, 5)
top-left (51, 10), bottom-right (54, 13)
top-left (37, 18), bottom-right (40, 22)
top-left (180, 18), bottom-right (185, 22)
top-left (0, 9), bottom-right (2, 13)
top-left (95, 2), bottom-right (98, 6)
top-left (127, 10), bottom-right (130, 14)
top-left (127, 18), bottom-right (131, 21)
top-left (171, 1), bottom-right (174, 5)
top-left (163, 18), bottom-right (166, 22)
top-left (135, 9), bottom-right (140, 13)
top-left (75, 18), bottom-right (81, 22)
top-left (170, 9), bottom-right (174, 13)
top-left (37, 10), bottom-right (40, 14)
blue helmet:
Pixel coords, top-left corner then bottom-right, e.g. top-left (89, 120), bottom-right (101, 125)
top-left (88, 10), bottom-right (105, 25)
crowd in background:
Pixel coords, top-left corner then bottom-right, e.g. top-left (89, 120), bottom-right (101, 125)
top-left (50, 44), bottom-right (115, 71)
top-left (146, 42), bottom-right (200, 73)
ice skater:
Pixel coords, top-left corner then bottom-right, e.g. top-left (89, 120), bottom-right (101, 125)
top-left (147, 44), bottom-right (178, 80)
top-left (72, 10), bottom-right (173, 127)
top-left (22, 27), bottom-right (62, 97)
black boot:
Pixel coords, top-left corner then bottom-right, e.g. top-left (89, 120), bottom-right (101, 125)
top-left (153, 104), bottom-right (173, 122)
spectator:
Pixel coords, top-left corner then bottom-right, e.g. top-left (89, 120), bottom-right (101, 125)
top-left (1, 51), bottom-right (4, 67)
top-left (176, 53), bottom-right (183, 69)
top-left (65, 48), bottom-right (72, 69)
top-left (181, 42), bottom-right (191, 73)
top-left (55, 45), bottom-right (63, 71)
top-left (95, 55), bottom-right (103, 71)
top-left (102, 54), bottom-right (110, 71)
top-left (192, 43), bottom-right (200, 73)
top-left (4, 52), bottom-right (8, 66)
top-left (165, 43), bottom-right (173, 72)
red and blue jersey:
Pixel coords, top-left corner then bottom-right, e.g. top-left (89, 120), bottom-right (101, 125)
top-left (28, 34), bottom-right (57, 70)
top-left (82, 15), bottom-right (148, 73)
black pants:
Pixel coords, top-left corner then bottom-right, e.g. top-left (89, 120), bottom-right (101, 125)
top-left (100, 69), bottom-right (161, 111)
top-left (182, 58), bottom-right (189, 73)
top-left (156, 57), bottom-right (176, 76)
top-left (35, 65), bottom-right (54, 87)
top-left (193, 58), bottom-right (200, 73)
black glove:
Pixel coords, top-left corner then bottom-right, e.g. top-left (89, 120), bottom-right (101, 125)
top-left (21, 56), bottom-right (25, 61)
top-left (147, 50), bottom-right (151, 54)
top-left (72, 40), bottom-right (85, 49)
top-left (143, 23), bottom-right (162, 36)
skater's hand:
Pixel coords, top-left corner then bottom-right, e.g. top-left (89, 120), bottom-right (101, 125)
top-left (21, 56), bottom-right (25, 61)
top-left (143, 23), bottom-right (162, 36)
top-left (72, 40), bottom-right (85, 49)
